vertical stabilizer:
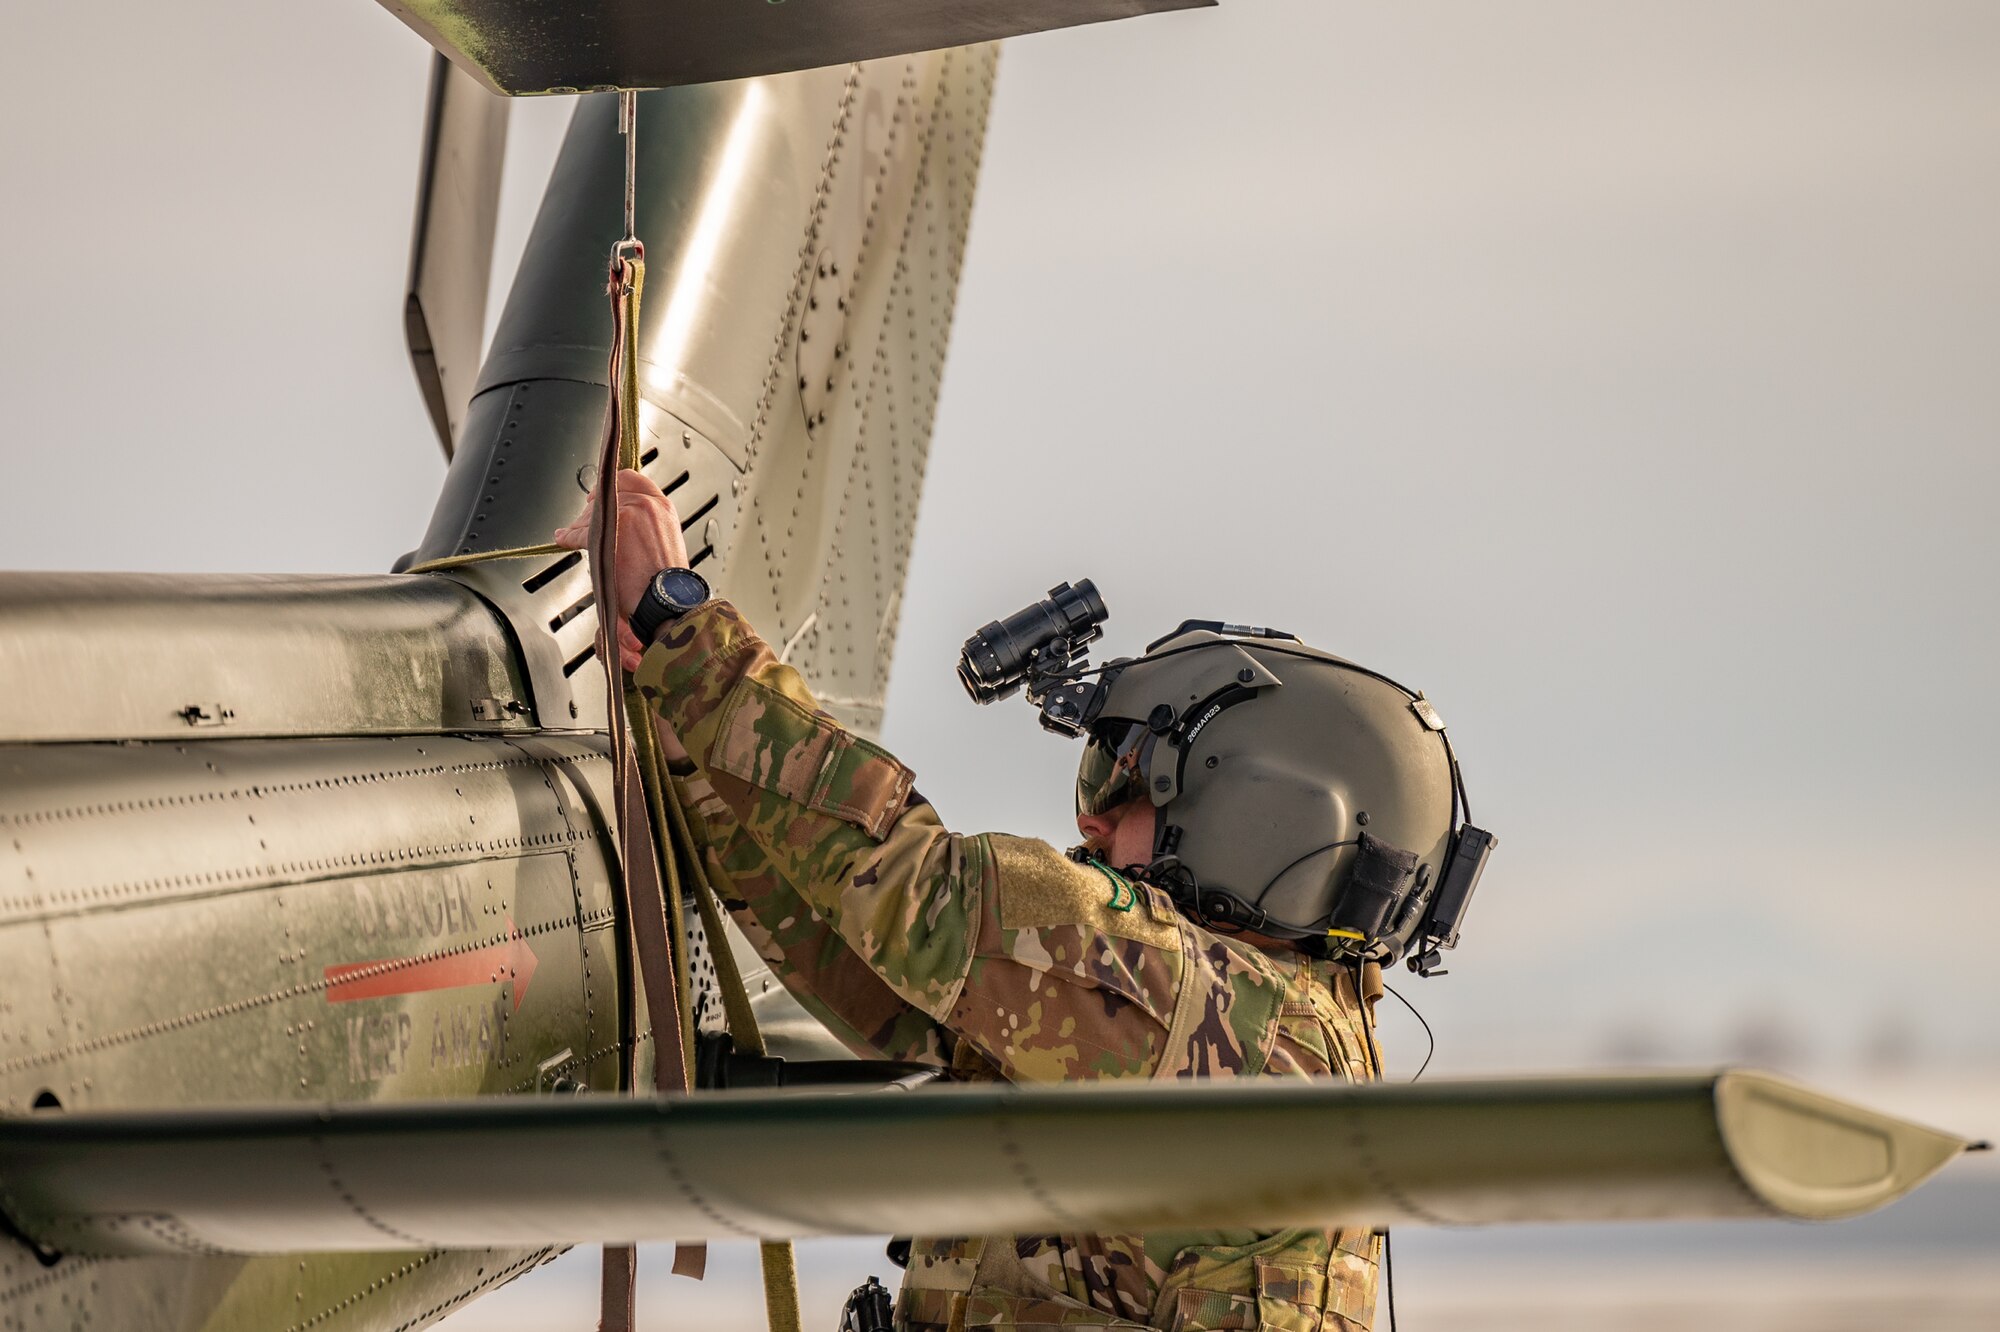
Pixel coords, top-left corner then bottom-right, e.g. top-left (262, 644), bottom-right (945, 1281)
top-left (413, 50), bottom-right (999, 736)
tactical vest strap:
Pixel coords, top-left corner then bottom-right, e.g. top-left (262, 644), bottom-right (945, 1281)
top-left (678, 767), bottom-right (805, 1332)
top-left (894, 1235), bottom-right (988, 1332)
top-left (899, 1235), bottom-right (988, 1293)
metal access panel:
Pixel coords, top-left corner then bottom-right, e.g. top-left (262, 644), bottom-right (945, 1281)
top-left (376, 0), bottom-right (1212, 94)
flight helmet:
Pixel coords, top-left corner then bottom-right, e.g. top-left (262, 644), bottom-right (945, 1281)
top-left (958, 583), bottom-right (1494, 972)
top-left (1076, 622), bottom-right (1483, 967)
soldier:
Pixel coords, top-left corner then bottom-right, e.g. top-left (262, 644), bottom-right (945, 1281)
top-left (557, 473), bottom-right (1470, 1332)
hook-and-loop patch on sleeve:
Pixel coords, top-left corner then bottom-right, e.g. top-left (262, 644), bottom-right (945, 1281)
top-left (709, 677), bottom-right (915, 840)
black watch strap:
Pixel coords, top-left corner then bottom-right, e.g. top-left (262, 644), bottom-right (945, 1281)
top-left (630, 567), bottom-right (711, 643)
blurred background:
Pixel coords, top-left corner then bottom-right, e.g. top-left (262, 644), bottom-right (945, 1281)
top-left (3, 0), bottom-right (1994, 1327)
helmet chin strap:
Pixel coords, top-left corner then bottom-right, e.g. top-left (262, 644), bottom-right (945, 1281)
top-left (1144, 853), bottom-right (1280, 938)
top-left (1088, 822), bottom-right (1373, 958)
top-left (1143, 844), bottom-right (1387, 961)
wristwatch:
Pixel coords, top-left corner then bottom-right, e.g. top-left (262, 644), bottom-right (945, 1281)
top-left (630, 567), bottom-right (711, 643)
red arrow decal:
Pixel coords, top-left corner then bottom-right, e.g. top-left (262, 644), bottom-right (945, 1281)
top-left (325, 919), bottom-right (540, 1012)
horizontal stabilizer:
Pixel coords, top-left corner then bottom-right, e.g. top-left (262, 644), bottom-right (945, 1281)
top-left (405, 50), bottom-right (508, 458)
top-left (0, 1072), bottom-right (1968, 1257)
top-left (375, 0), bottom-right (1213, 95)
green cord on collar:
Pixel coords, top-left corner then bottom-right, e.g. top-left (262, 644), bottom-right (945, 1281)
top-left (1087, 857), bottom-right (1139, 912)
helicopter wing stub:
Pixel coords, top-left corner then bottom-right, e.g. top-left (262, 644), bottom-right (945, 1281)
top-left (376, 0), bottom-right (1214, 96)
top-left (0, 1072), bottom-right (1968, 1257)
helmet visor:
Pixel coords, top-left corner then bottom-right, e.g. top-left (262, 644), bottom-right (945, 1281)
top-left (1076, 718), bottom-right (1153, 817)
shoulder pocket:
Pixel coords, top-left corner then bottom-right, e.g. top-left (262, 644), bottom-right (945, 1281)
top-left (710, 679), bottom-right (915, 839)
top-left (991, 834), bottom-right (1179, 949)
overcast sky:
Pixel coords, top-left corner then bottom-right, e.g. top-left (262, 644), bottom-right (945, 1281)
top-left (6, 3), bottom-right (1996, 1325)
top-left (4, 1), bottom-right (1996, 1078)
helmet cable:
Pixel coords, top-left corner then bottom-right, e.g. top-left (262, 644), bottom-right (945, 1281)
top-left (1382, 1229), bottom-right (1400, 1332)
top-left (1381, 981), bottom-right (1436, 1083)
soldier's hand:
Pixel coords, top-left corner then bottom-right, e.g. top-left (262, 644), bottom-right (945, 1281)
top-left (652, 716), bottom-right (691, 765)
top-left (614, 621), bottom-right (646, 673)
top-left (553, 469), bottom-right (690, 623)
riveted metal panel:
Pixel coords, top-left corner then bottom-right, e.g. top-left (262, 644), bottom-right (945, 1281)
top-left (268, 855), bottom-right (589, 1104)
top-left (416, 54), bottom-right (997, 740)
top-left (495, 737), bottom-right (630, 1096)
top-left (0, 924), bottom-right (65, 1115)
top-left (2, 739), bottom-right (598, 1115)
top-left (0, 739), bottom-right (573, 929)
top-left (0, 1246), bottom-right (561, 1332)
top-left (0, 735), bottom-right (600, 1332)
top-left (42, 889), bottom-right (303, 1108)
top-left (760, 46), bottom-right (999, 736)
top-left (0, 574), bottom-right (535, 745)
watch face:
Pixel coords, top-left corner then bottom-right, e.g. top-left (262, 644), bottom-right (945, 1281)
top-left (653, 567), bottom-right (710, 613)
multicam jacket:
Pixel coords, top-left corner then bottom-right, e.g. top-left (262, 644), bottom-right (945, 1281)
top-left (636, 601), bottom-right (1385, 1332)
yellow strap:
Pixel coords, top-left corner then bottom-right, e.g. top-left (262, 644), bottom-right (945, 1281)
top-left (757, 1239), bottom-right (805, 1332)
top-left (632, 688), bottom-right (698, 1087)
top-left (662, 751), bottom-right (804, 1332)
top-left (403, 541), bottom-right (569, 575)
top-left (617, 254), bottom-right (645, 470)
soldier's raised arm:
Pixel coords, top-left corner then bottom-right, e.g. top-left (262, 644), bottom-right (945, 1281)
top-left (664, 758), bottom-right (949, 1067)
top-left (561, 468), bottom-right (1491, 1332)
top-left (634, 599), bottom-right (1287, 1083)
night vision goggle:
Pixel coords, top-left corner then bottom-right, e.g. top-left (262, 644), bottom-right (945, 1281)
top-left (958, 580), bottom-right (1496, 977)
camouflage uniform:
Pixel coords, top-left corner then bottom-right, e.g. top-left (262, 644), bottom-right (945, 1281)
top-left (636, 601), bottom-right (1385, 1332)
